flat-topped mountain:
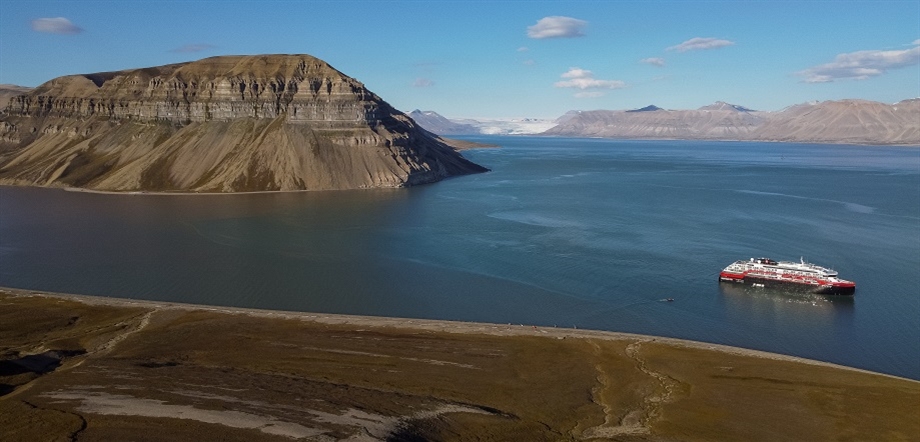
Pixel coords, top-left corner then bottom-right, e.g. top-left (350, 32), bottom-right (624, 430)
top-left (0, 55), bottom-right (486, 192)
top-left (544, 102), bottom-right (765, 140)
top-left (544, 99), bottom-right (919, 145)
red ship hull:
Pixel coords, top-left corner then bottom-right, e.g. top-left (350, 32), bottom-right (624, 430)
top-left (719, 271), bottom-right (856, 295)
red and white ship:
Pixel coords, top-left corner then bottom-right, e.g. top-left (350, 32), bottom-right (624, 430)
top-left (719, 257), bottom-right (856, 295)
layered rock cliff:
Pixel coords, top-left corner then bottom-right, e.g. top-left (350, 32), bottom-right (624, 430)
top-left (544, 100), bottom-right (920, 145)
top-left (0, 55), bottom-right (487, 192)
top-left (0, 84), bottom-right (32, 109)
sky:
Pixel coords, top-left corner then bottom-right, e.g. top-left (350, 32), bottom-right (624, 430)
top-left (1, 0), bottom-right (918, 119)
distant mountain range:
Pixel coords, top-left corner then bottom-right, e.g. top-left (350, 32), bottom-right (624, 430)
top-left (408, 110), bottom-right (556, 135)
top-left (545, 99), bottom-right (919, 145)
top-left (547, 102), bottom-right (767, 141)
top-left (409, 99), bottom-right (918, 145)
top-left (407, 110), bottom-right (480, 135)
top-left (6, 80), bottom-right (917, 147)
top-left (745, 99), bottom-right (919, 145)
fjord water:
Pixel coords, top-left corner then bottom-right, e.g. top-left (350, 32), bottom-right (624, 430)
top-left (1, 137), bottom-right (918, 379)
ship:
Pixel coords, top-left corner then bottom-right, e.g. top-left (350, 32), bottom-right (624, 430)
top-left (719, 257), bottom-right (856, 295)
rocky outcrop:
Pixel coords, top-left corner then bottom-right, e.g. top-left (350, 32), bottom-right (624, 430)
top-left (0, 55), bottom-right (487, 192)
top-left (0, 84), bottom-right (32, 110)
top-left (544, 100), bottom-right (919, 145)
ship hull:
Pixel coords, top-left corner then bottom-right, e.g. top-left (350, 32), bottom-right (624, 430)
top-left (719, 274), bottom-right (856, 296)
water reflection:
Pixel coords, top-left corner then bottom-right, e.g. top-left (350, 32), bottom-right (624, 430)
top-left (718, 282), bottom-right (854, 321)
top-left (0, 186), bottom-right (417, 308)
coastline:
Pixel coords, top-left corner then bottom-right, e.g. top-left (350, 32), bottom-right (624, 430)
top-left (0, 182), bottom-right (408, 196)
top-left (2, 286), bottom-right (917, 441)
top-left (1, 139), bottom-right (916, 196)
top-left (3, 286), bottom-right (913, 383)
top-left (534, 134), bottom-right (920, 147)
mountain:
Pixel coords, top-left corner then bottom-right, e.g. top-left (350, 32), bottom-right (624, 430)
top-left (544, 102), bottom-right (765, 140)
top-left (0, 55), bottom-right (487, 192)
top-left (407, 110), bottom-right (479, 135)
top-left (698, 101), bottom-right (754, 112)
top-left (0, 84), bottom-right (32, 109)
top-left (554, 110), bottom-right (583, 124)
top-left (410, 110), bottom-right (555, 136)
top-left (625, 105), bottom-right (663, 113)
top-left (543, 100), bottom-right (919, 145)
top-left (748, 99), bottom-right (920, 145)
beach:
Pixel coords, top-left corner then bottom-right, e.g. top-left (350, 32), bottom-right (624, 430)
top-left (1, 287), bottom-right (917, 441)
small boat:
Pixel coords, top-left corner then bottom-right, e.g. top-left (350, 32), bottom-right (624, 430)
top-left (719, 257), bottom-right (855, 295)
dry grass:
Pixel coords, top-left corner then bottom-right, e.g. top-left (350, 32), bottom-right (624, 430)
top-left (1, 288), bottom-right (917, 441)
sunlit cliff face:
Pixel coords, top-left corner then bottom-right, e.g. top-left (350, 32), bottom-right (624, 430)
top-left (0, 55), bottom-right (486, 192)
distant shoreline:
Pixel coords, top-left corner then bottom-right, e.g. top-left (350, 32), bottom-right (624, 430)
top-left (2, 286), bottom-right (914, 383)
top-left (529, 134), bottom-right (920, 147)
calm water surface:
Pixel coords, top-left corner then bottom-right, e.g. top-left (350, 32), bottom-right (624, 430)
top-left (1, 137), bottom-right (918, 379)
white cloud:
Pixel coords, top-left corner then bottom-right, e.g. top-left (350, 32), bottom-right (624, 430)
top-left (640, 57), bottom-right (665, 67)
top-left (527, 16), bottom-right (587, 39)
top-left (412, 78), bottom-right (434, 88)
top-left (170, 44), bottom-right (216, 53)
top-left (517, 46), bottom-right (529, 52)
top-left (522, 59), bottom-right (536, 66)
top-left (31, 17), bottom-right (83, 35)
top-left (798, 41), bottom-right (920, 83)
top-left (913, 39), bottom-right (920, 46)
top-left (667, 37), bottom-right (734, 52)
top-left (560, 68), bottom-right (593, 79)
top-left (554, 68), bottom-right (625, 97)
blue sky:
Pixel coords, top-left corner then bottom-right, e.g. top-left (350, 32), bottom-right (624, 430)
top-left (1, 0), bottom-right (918, 118)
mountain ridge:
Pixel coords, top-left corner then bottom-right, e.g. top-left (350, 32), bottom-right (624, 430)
top-left (407, 109), bottom-right (480, 135)
top-left (544, 99), bottom-right (918, 145)
top-left (544, 102), bottom-right (766, 140)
